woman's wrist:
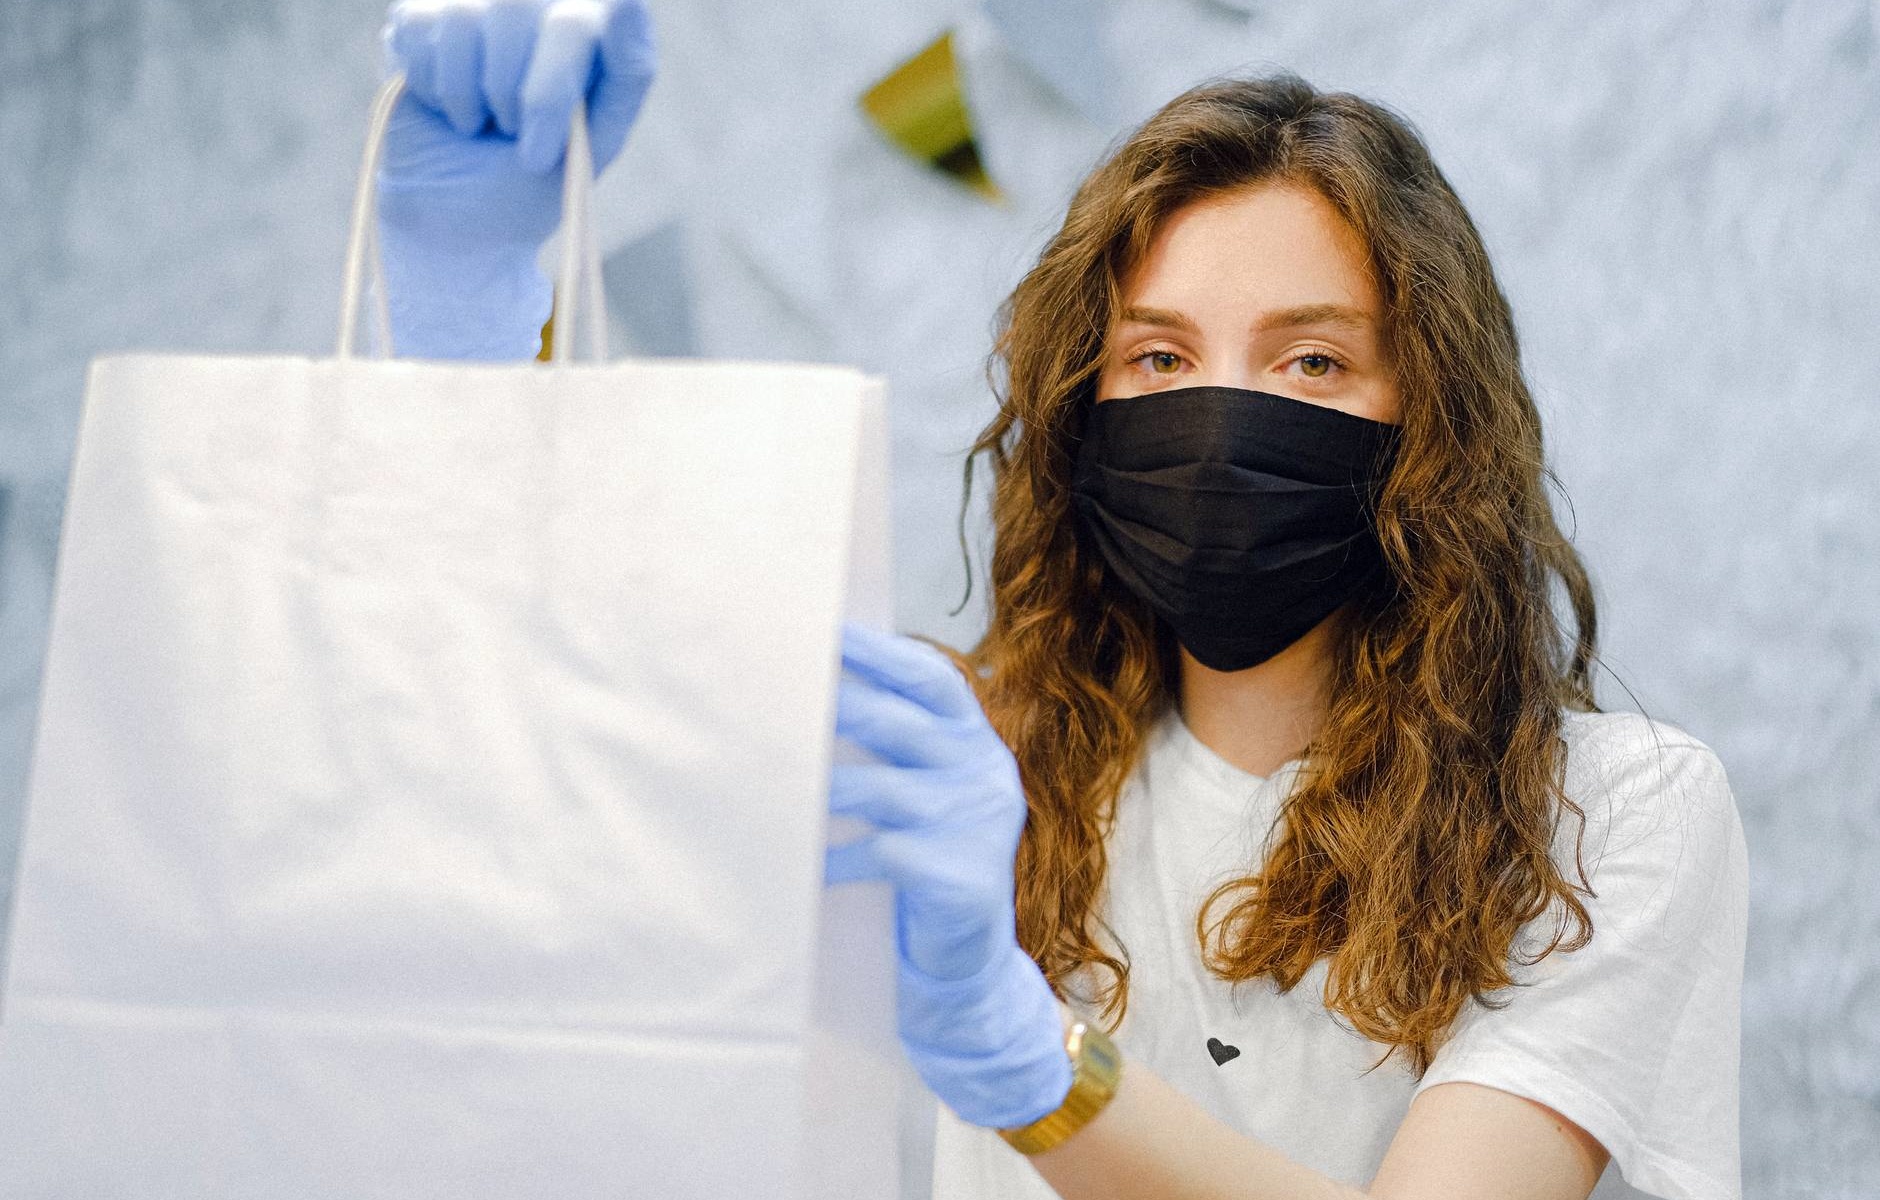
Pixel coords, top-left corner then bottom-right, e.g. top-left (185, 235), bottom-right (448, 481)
top-left (897, 941), bottom-right (1074, 1129)
top-left (998, 1016), bottom-right (1124, 1156)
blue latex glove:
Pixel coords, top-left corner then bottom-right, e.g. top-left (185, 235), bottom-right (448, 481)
top-left (826, 622), bottom-right (1072, 1129)
top-left (376, 0), bottom-right (656, 360)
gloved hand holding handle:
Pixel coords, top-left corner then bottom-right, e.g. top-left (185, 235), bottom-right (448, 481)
top-left (376, 0), bottom-right (656, 360)
top-left (376, 0), bottom-right (1070, 1127)
top-left (827, 622), bottom-right (1073, 1129)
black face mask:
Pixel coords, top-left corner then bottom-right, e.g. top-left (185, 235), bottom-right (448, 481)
top-left (1069, 385), bottom-right (1401, 672)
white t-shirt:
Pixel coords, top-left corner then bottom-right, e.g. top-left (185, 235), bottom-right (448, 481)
top-left (931, 707), bottom-right (1748, 1200)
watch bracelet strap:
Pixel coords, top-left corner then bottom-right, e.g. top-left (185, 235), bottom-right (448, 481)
top-left (996, 1018), bottom-right (1123, 1155)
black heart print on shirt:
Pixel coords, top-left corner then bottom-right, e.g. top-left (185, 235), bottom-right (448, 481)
top-left (1206, 1036), bottom-right (1241, 1066)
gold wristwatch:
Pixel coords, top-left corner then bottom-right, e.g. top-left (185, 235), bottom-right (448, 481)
top-left (997, 1014), bottom-right (1123, 1155)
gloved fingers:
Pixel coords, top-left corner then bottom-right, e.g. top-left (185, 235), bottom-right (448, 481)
top-left (379, 90), bottom-right (463, 181)
top-left (517, 0), bottom-right (606, 174)
top-left (830, 762), bottom-right (945, 830)
top-left (378, 9), bottom-right (406, 81)
top-left (480, 0), bottom-right (540, 137)
top-left (836, 674), bottom-right (955, 770)
top-left (588, 0), bottom-right (655, 172)
top-left (824, 834), bottom-right (890, 888)
top-left (431, 3), bottom-right (489, 135)
top-left (384, 4), bottom-right (443, 108)
top-left (841, 622), bottom-right (980, 723)
top-left (824, 829), bottom-right (941, 894)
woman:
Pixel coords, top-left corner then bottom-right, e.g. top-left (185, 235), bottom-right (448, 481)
top-left (379, 4), bottom-right (1749, 1198)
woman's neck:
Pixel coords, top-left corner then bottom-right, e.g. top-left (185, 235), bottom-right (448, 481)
top-left (1175, 606), bottom-right (1347, 778)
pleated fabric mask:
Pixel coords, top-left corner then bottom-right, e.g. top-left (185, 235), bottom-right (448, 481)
top-left (1069, 385), bottom-right (1402, 672)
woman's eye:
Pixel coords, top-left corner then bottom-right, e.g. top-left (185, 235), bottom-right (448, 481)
top-left (1121, 347), bottom-right (1346, 382)
top-left (1126, 349), bottom-right (1185, 376)
top-left (1289, 351), bottom-right (1347, 379)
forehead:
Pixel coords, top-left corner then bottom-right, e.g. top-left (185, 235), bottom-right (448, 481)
top-left (1119, 182), bottom-right (1382, 324)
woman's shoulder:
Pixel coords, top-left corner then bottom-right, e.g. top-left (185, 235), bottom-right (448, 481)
top-left (1553, 707), bottom-right (1741, 853)
top-left (1557, 707), bottom-right (1716, 767)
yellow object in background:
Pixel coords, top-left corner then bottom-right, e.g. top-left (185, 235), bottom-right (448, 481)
top-left (537, 309), bottom-right (554, 361)
top-left (860, 29), bottom-right (1003, 203)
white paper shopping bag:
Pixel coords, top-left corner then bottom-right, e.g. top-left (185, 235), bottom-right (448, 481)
top-left (0, 76), bottom-right (902, 1198)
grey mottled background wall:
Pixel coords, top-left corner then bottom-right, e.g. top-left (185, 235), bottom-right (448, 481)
top-left (2, 1), bottom-right (1876, 1195)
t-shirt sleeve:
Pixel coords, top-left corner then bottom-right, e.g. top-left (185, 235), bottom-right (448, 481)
top-left (1411, 715), bottom-right (1750, 1200)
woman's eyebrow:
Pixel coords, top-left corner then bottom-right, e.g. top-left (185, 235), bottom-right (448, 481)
top-left (1115, 303), bottom-right (1374, 334)
top-left (1253, 303), bottom-right (1374, 333)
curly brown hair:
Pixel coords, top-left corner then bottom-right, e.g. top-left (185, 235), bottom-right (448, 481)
top-left (935, 71), bottom-right (1603, 1077)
